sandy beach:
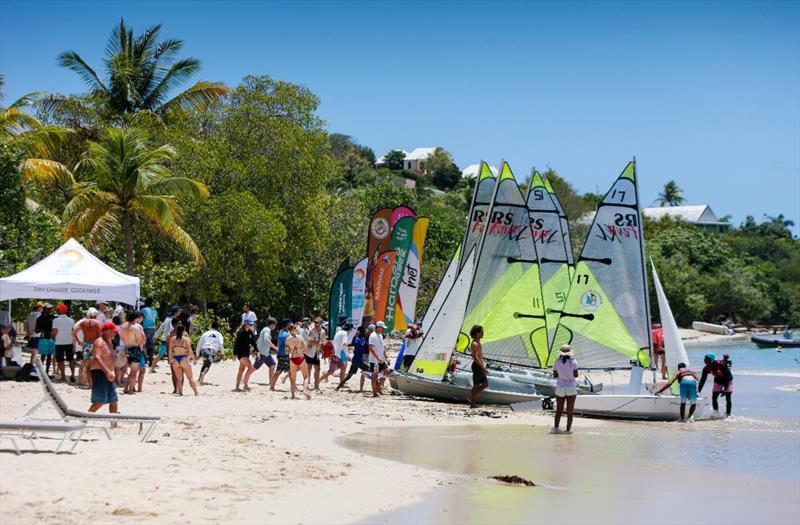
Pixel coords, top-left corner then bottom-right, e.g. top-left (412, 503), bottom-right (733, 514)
top-left (0, 357), bottom-right (574, 525)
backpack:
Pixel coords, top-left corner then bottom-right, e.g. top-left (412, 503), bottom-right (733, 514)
top-left (14, 363), bottom-right (37, 382)
top-left (322, 340), bottom-right (334, 359)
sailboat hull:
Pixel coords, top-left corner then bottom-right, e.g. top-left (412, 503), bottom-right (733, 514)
top-left (391, 372), bottom-right (543, 406)
top-left (572, 394), bottom-right (709, 421)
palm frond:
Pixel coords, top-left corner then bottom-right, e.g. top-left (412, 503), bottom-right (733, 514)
top-left (146, 176), bottom-right (208, 198)
top-left (58, 51), bottom-right (107, 92)
top-left (9, 91), bottom-right (45, 109)
top-left (130, 195), bottom-right (204, 264)
top-left (141, 57), bottom-right (202, 109)
top-left (85, 210), bottom-right (122, 248)
top-left (20, 158), bottom-right (74, 185)
top-left (159, 81), bottom-right (228, 118)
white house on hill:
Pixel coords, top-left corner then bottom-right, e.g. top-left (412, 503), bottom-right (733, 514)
top-left (642, 205), bottom-right (730, 232)
top-left (375, 147), bottom-right (436, 172)
top-left (577, 204), bottom-right (729, 232)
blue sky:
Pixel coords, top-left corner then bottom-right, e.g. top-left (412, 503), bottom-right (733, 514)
top-left (2, 1), bottom-right (798, 232)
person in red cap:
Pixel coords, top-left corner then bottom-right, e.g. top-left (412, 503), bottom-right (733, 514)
top-left (88, 322), bottom-right (120, 414)
top-left (52, 303), bottom-right (76, 382)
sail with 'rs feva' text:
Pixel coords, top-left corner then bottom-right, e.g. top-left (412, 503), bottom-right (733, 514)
top-left (458, 162), bottom-right (549, 368)
top-left (526, 170), bottom-right (574, 357)
top-left (459, 161), bottom-right (497, 271)
top-left (552, 160), bottom-right (652, 368)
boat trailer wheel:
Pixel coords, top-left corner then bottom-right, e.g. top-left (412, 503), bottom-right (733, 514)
top-left (542, 397), bottom-right (554, 410)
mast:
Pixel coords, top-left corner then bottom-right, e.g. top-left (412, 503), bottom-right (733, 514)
top-left (633, 157), bottom-right (656, 384)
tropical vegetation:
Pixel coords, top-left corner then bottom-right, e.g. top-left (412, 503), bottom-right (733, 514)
top-left (1, 20), bottom-right (797, 331)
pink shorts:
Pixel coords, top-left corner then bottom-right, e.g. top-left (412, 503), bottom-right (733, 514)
top-left (713, 381), bottom-right (733, 393)
top-left (329, 356), bottom-right (346, 372)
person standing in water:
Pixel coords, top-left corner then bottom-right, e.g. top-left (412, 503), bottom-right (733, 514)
top-left (468, 325), bottom-right (489, 408)
top-left (698, 352), bottom-right (734, 418)
top-left (656, 362), bottom-right (699, 422)
top-left (552, 344), bottom-right (578, 434)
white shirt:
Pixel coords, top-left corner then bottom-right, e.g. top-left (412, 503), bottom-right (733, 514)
top-left (26, 311), bottom-right (40, 336)
top-left (332, 329), bottom-right (348, 356)
top-left (256, 327), bottom-right (272, 356)
top-left (197, 330), bottom-right (224, 354)
top-left (52, 315), bottom-right (75, 345)
top-left (96, 311), bottom-right (107, 324)
top-left (241, 311), bottom-right (257, 327)
top-left (368, 332), bottom-right (384, 364)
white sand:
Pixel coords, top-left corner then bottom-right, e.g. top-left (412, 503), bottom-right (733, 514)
top-left (0, 359), bottom-right (568, 524)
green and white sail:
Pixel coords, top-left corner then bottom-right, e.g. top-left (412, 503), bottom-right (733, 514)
top-left (552, 160), bottom-right (652, 368)
top-left (543, 175), bottom-right (575, 268)
top-left (459, 161), bottom-right (497, 271)
top-left (403, 251), bottom-right (460, 362)
top-left (525, 170), bottom-right (573, 355)
top-left (459, 162), bottom-right (549, 367)
top-left (409, 248), bottom-right (477, 380)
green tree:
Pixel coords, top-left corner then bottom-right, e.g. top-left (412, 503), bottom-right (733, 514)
top-left (383, 149), bottom-right (406, 170)
top-left (657, 180), bottom-right (685, 206)
top-left (425, 147), bottom-right (461, 191)
top-left (62, 127), bottom-right (208, 272)
top-left (53, 19), bottom-right (227, 123)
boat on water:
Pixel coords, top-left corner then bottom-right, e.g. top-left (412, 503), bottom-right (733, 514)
top-left (520, 160), bottom-right (707, 420)
top-left (751, 333), bottom-right (800, 348)
top-left (390, 371), bottom-right (541, 405)
top-left (692, 321), bottom-right (735, 335)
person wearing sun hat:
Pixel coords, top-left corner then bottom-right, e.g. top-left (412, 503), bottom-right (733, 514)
top-left (552, 344), bottom-right (579, 434)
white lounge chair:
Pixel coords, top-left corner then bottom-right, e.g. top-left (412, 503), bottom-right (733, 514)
top-left (27, 357), bottom-right (160, 442)
top-left (0, 419), bottom-right (87, 454)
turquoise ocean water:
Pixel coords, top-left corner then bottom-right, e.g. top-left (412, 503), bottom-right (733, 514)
top-left (341, 342), bottom-right (799, 524)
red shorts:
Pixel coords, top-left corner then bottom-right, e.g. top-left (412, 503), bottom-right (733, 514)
top-left (290, 356), bottom-right (305, 366)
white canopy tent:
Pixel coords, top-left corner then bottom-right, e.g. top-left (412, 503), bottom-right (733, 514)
top-left (0, 238), bottom-right (140, 305)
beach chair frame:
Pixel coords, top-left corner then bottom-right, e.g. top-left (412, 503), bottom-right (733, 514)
top-left (27, 357), bottom-right (160, 443)
top-left (0, 419), bottom-right (87, 454)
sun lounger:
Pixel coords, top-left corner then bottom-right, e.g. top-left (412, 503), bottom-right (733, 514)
top-left (27, 357), bottom-right (160, 442)
top-left (0, 418), bottom-right (87, 454)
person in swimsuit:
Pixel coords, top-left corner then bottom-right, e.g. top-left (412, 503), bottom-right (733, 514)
top-left (72, 308), bottom-right (102, 387)
top-left (121, 310), bottom-right (146, 394)
top-left (656, 362), bottom-right (698, 422)
top-left (234, 319), bottom-right (257, 392)
top-left (168, 322), bottom-right (198, 396)
top-left (699, 352), bottom-right (734, 418)
top-left (652, 322), bottom-right (667, 379)
top-left (552, 344), bottom-right (578, 434)
top-left (88, 322), bottom-right (120, 415)
top-left (468, 325), bottom-right (489, 408)
top-left (305, 317), bottom-right (324, 390)
top-left (286, 324), bottom-right (311, 399)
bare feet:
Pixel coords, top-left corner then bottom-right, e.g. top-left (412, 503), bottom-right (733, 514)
top-left (243, 385), bottom-right (251, 392)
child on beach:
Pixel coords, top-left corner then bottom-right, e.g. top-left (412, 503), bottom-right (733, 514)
top-left (655, 362), bottom-right (699, 422)
top-left (468, 325), bottom-right (488, 408)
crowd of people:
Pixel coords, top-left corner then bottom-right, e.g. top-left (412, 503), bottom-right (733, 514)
top-left (9, 300), bottom-right (395, 413)
top-left (4, 301), bottom-right (736, 426)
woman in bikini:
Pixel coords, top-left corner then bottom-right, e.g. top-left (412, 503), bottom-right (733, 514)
top-left (286, 324), bottom-right (311, 399)
top-left (168, 322), bottom-right (198, 396)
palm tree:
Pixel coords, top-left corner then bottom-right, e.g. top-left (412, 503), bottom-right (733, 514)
top-left (1, 74), bottom-right (71, 180)
top-left (63, 127), bottom-right (208, 272)
top-left (657, 180), bottom-right (686, 206)
top-left (53, 19), bottom-right (228, 122)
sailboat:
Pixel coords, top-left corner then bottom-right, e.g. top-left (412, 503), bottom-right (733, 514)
top-left (392, 162), bottom-right (545, 404)
top-left (538, 159), bottom-right (707, 420)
